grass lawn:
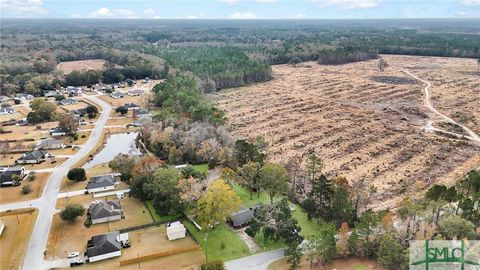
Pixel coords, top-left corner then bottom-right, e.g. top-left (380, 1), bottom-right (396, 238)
top-left (0, 173), bottom-right (50, 204)
top-left (233, 183), bottom-right (327, 248)
top-left (191, 163), bottom-right (209, 174)
top-left (184, 220), bottom-right (250, 261)
top-left (267, 257), bottom-right (384, 270)
top-left (291, 204), bottom-right (326, 237)
top-left (232, 182), bottom-right (270, 207)
top-left (145, 201), bottom-right (182, 223)
top-left (0, 209), bottom-right (38, 270)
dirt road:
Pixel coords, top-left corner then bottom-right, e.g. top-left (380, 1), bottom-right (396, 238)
top-left (403, 69), bottom-right (480, 144)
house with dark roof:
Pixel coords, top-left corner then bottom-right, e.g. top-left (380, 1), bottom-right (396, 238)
top-left (127, 89), bottom-right (143, 96)
top-left (15, 150), bottom-right (51, 164)
top-left (59, 98), bottom-right (78, 106)
top-left (86, 231), bottom-right (122, 262)
top-left (0, 167), bottom-right (25, 187)
top-left (50, 127), bottom-right (68, 136)
top-left (0, 107), bottom-right (15, 115)
top-left (36, 139), bottom-right (64, 150)
top-left (86, 175), bottom-right (117, 193)
top-left (124, 103), bottom-right (140, 110)
top-left (228, 205), bottom-right (260, 228)
top-left (110, 92), bottom-right (124, 99)
top-left (15, 93), bottom-right (34, 102)
top-left (65, 86), bottom-right (82, 95)
top-left (44, 90), bottom-right (59, 98)
top-left (88, 200), bottom-right (123, 224)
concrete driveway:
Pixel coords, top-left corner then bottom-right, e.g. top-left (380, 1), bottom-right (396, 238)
top-left (225, 249), bottom-right (284, 270)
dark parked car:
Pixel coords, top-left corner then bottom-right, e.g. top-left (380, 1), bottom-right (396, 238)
top-left (70, 260), bottom-right (84, 267)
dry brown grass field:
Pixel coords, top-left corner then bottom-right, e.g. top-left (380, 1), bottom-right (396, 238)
top-left (0, 173), bottom-right (50, 204)
top-left (213, 55), bottom-right (480, 209)
top-left (56, 59), bottom-right (107, 74)
top-left (0, 209), bottom-right (38, 270)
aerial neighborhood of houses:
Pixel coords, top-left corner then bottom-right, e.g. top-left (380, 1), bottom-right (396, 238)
top-left (0, 78), bottom-right (173, 268)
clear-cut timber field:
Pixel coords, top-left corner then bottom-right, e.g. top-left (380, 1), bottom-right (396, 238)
top-left (213, 55), bottom-right (480, 209)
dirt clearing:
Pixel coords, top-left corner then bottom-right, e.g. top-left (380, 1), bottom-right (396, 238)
top-left (57, 59), bottom-right (107, 74)
top-left (213, 55), bottom-right (480, 209)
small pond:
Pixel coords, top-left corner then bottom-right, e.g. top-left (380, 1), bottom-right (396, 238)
top-left (83, 132), bottom-right (141, 169)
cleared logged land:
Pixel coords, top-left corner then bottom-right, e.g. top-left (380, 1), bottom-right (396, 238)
top-left (213, 55), bottom-right (480, 209)
top-left (57, 59), bottom-right (107, 74)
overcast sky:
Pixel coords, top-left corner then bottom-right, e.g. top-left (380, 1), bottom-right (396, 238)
top-left (1, 0), bottom-right (479, 19)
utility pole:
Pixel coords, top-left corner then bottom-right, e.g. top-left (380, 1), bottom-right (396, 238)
top-left (204, 232), bottom-right (208, 261)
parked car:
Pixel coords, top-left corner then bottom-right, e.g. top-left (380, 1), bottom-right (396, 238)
top-left (70, 260), bottom-right (83, 267)
top-left (122, 240), bottom-right (131, 248)
top-left (67, 251), bottom-right (80, 258)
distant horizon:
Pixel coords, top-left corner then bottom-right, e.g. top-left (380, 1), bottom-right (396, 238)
top-left (1, 0), bottom-right (479, 20)
top-left (2, 17), bottom-right (480, 20)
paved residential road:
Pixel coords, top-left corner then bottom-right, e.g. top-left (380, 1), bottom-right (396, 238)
top-left (225, 249), bottom-right (284, 270)
top-left (0, 94), bottom-right (112, 270)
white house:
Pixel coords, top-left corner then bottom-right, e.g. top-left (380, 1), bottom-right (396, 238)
top-left (166, 221), bottom-right (186, 240)
top-left (127, 89), bottom-right (143, 97)
top-left (50, 127), bottom-right (68, 136)
top-left (15, 150), bottom-right (52, 165)
top-left (86, 175), bottom-right (117, 193)
top-left (0, 107), bottom-right (15, 115)
top-left (110, 92), bottom-right (124, 99)
top-left (36, 139), bottom-right (64, 150)
top-left (86, 231), bottom-right (122, 263)
top-left (59, 98), bottom-right (78, 106)
top-left (88, 200), bottom-right (123, 224)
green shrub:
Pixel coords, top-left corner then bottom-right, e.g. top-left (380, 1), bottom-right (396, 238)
top-left (60, 203), bottom-right (85, 222)
top-left (67, 168), bottom-right (86, 182)
top-left (200, 260), bottom-right (225, 270)
top-left (22, 185), bottom-right (32, 194)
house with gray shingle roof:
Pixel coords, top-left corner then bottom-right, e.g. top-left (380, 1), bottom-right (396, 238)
top-left (228, 205), bottom-right (260, 228)
top-left (110, 92), bottom-right (124, 99)
top-left (15, 150), bottom-right (51, 165)
top-left (36, 139), bottom-right (64, 150)
top-left (0, 106), bottom-right (15, 115)
top-left (59, 98), bottom-right (78, 106)
top-left (86, 231), bottom-right (122, 262)
top-left (86, 175), bottom-right (117, 193)
top-left (88, 200), bottom-right (123, 224)
top-left (0, 167), bottom-right (25, 187)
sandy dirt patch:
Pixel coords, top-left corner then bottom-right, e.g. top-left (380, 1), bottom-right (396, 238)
top-left (57, 59), bottom-right (107, 74)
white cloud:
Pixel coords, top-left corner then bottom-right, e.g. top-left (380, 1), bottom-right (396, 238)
top-left (70, 14), bottom-right (82, 18)
top-left (288, 13), bottom-right (307, 19)
top-left (144, 8), bottom-right (155, 15)
top-left (0, 0), bottom-right (48, 16)
top-left (88, 7), bottom-right (136, 18)
top-left (460, 0), bottom-right (480, 5)
top-left (218, 0), bottom-right (240, 5)
top-left (153, 15), bottom-right (162, 19)
top-left (228, 12), bottom-right (256, 19)
top-left (185, 14), bottom-right (198, 19)
top-left (310, 0), bottom-right (379, 9)
top-left (218, 0), bottom-right (277, 4)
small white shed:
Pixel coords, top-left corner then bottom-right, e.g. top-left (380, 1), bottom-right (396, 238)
top-left (166, 221), bottom-right (186, 240)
